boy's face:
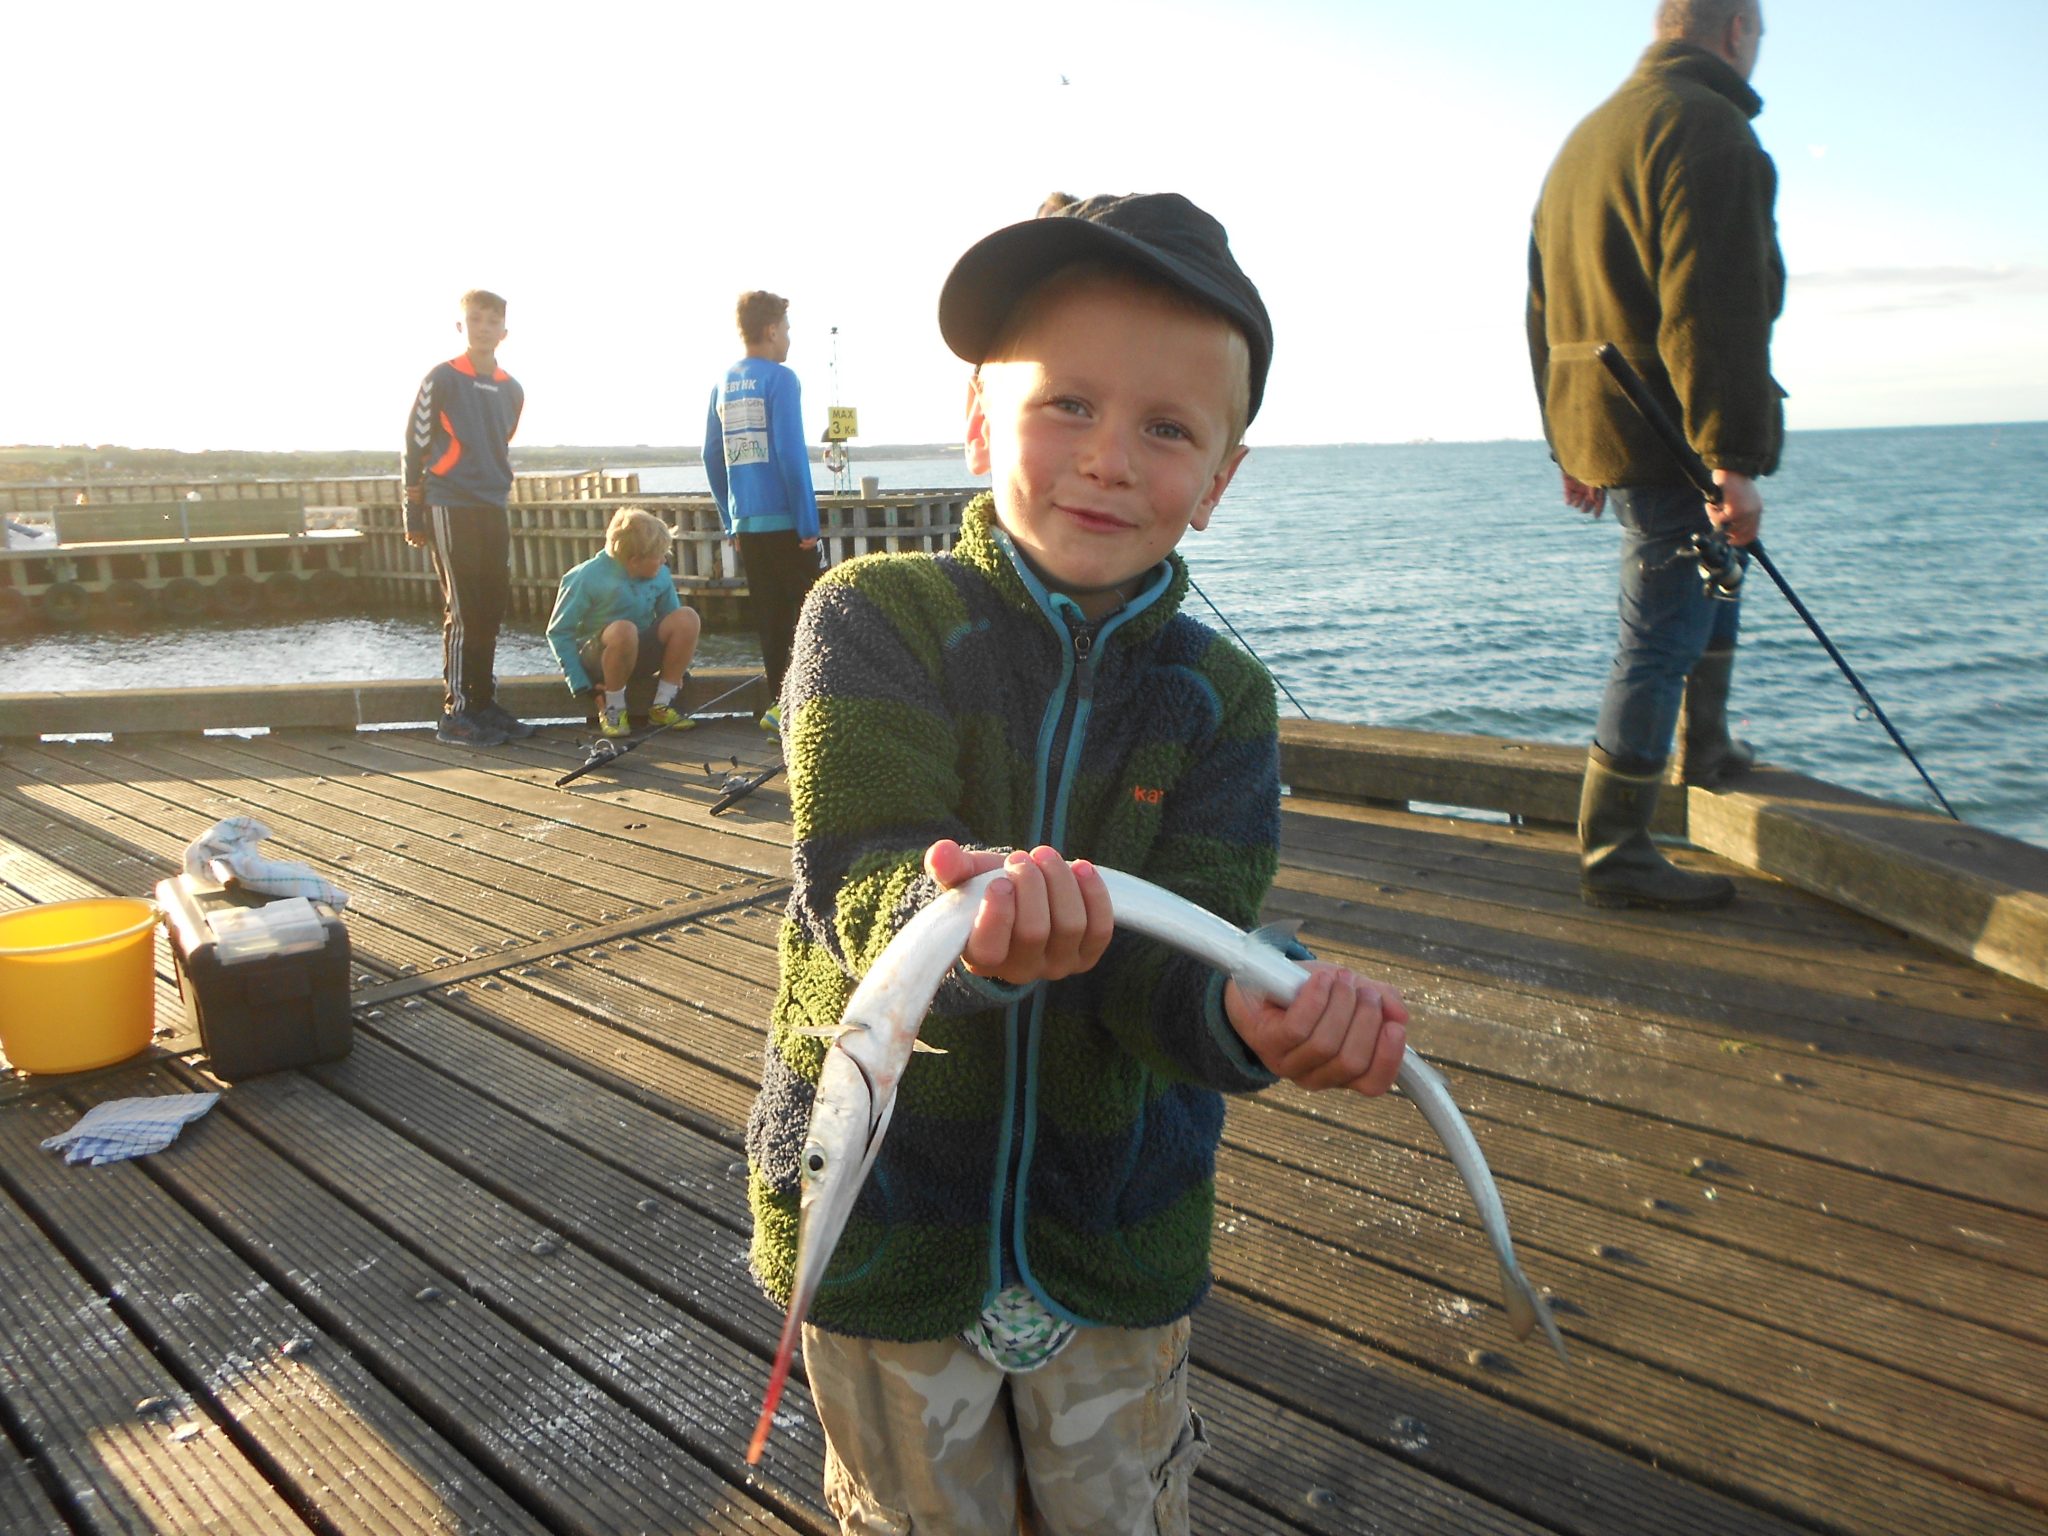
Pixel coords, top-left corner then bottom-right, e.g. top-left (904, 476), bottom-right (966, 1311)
top-left (462, 303), bottom-right (508, 355)
top-left (622, 549), bottom-right (666, 581)
top-left (966, 274), bottom-right (1248, 620)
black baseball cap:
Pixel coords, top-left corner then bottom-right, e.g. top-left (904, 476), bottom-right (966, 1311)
top-left (938, 192), bottom-right (1273, 424)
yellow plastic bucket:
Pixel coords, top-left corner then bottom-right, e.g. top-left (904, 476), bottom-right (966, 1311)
top-left (0, 898), bottom-right (162, 1074)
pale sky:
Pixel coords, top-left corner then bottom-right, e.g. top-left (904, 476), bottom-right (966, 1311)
top-left (5, 0), bottom-right (2044, 452)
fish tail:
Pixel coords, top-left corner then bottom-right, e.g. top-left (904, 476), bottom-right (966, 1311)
top-left (1500, 1259), bottom-right (1570, 1363)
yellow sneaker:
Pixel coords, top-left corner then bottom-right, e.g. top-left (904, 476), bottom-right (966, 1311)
top-left (597, 704), bottom-right (631, 739)
top-left (759, 703), bottom-right (782, 736)
top-left (646, 702), bottom-right (693, 730)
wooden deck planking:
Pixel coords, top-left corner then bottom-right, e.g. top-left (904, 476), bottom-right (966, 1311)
top-left (0, 1443), bottom-right (69, 1536)
top-left (1259, 860), bottom-right (2048, 1199)
top-left (1270, 828), bottom-right (2047, 1089)
top-left (1281, 798), bottom-right (2048, 1064)
top-left (102, 1067), bottom-right (814, 1536)
top-left (0, 1101), bottom-right (553, 1536)
top-left (1223, 1094), bottom-right (2045, 1415)
top-left (0, 1177), bottom-right (308, 1534)
top-left (1214, 1115), bottom-right (2047, 1507)
top-left (0, 720), bottom-right (2043, 1534)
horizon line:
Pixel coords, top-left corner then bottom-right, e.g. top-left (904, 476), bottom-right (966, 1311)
top-left (5, 418), bottom-right (2044, 461)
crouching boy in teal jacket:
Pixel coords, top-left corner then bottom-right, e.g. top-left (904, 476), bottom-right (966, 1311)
top-left (546, 507), bottom-right (701, 737)
top-left (745, 194), bottom-right (1412, 1533)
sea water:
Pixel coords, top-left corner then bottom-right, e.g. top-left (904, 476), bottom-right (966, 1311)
top-left (11, 429), bottom-right (2044, 846)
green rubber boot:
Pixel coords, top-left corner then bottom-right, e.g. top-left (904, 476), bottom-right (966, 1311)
top-left (1675, 647), bottom-right (1755, 789)
top-left (1579, 746), bottom-right (1735, 910)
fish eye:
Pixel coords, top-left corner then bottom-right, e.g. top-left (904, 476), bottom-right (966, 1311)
top-left (805, 1150), bottom-right (826, 1174)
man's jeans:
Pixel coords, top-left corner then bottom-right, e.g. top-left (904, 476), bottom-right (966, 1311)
top-left (1593, 482), bottom-right (1744, 771)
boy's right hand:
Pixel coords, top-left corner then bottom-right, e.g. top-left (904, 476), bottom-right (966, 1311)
top-left (926, 840), bottom-right (1113, 987)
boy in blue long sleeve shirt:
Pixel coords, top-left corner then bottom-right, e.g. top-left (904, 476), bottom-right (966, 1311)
top-left (704, 290), bottom-right (822, 731)
top-left (546, 508), bottom-right (702, 737)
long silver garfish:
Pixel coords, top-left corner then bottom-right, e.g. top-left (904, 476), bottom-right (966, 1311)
top-left (745, 865), bottom-right (1566, 1463)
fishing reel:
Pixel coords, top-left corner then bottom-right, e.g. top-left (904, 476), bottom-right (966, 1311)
top-left (1659, 531), bottom-right (1744, 601)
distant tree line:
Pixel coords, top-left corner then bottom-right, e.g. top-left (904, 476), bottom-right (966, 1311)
top-left (0, 442), bottom-right (959, 486)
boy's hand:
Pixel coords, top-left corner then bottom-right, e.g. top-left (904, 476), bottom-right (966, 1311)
top-left (925, 840), bottom-right (1113, 986)
top-left (1226, 964), bottom-right (1408, 1096)
top-left (403, 485), bottom-right (427, 548)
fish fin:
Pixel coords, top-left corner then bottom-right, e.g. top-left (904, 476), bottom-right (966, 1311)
top-left (909, 1038), bottom-right (948, 1055)
top-left (1249, 920), bottom-right (1300, 953)
top-left (789, 1021), bottom-right (865, 1043)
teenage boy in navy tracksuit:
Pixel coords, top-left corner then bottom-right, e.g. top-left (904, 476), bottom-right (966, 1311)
top-left (403, 288), bottom-right (530, 747)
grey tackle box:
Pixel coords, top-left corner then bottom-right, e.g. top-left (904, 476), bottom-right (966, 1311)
top-left (156, 874), bottom-right (352, 1079)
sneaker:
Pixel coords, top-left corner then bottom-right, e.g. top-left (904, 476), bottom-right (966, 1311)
top-left (437, 709), bottom-right (506, 746)
top-left (646, 701), bottom-right (695, 730)
top-left (597, 704), bottom-right (631, 739)
top-left (475, 700), bottom-right (536, 740)
top-left (759, 703), bottom-right (782, 736)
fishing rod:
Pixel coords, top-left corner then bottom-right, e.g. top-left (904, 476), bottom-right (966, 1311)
top-left (1593, 344), bottom-right (1960, 820)
top-left (552, 673), bottom-right (768, 788)
top-left (709, 757), bottom-right (784, 815)
top-left (1187, 576), bottom-right (1313, 720)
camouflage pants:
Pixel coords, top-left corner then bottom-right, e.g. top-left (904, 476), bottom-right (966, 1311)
top-left (801, 1316), bottom-right (1207, 1534)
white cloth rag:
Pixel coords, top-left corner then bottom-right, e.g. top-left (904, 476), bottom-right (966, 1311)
top-left (182, 817), bottom-right (348, 909)
top-left (40, 1093), bottom-right (220, 1166)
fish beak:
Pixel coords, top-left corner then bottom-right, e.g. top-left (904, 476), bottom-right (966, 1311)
top-left (747, 1043), bottom-right (891, 1463)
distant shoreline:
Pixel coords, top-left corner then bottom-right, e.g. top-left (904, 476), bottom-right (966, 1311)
top-left (0, 442), bottom-right (966, 488)
top-left (5, 419), bottom-right (2038, 490)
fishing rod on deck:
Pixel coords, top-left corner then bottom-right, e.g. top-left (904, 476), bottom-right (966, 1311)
top-left (553, 673), bottom-right (768, 788)
top-left (1593, 344), bottom-right (1960, 820)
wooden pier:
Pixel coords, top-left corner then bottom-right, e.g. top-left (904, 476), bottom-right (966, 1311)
top-left (0, 678), bottom-right (2043, 1535)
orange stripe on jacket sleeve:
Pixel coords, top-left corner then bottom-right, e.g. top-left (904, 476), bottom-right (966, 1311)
top-left (429, 410), bottom-right (464, 477)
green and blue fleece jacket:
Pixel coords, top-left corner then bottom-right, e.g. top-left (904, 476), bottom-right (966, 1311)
top-left (747, 494), bottom-right (1283, 1341)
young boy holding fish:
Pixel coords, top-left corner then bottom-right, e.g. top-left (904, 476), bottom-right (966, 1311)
top-left (745, 193), bottom-right (1410, 1533)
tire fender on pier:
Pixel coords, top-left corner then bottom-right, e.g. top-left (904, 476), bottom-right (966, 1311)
top-left (213, 574), bottom-right (261, 616)
top-left (159, 577), bottom-right (208, 619)
top-left (40, 581), bottom-right (89, 627)
top-left (302, 568), bottom-right (350, 609)
top-left (103, 580), bottom-right (157, 623)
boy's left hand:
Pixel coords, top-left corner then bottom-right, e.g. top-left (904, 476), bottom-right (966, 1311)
top-left (1226, 964), bottom-right (1408, 1096)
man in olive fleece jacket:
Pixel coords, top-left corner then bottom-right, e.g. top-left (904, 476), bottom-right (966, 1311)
top-left (1528, 0), bottom-right (1782, 910)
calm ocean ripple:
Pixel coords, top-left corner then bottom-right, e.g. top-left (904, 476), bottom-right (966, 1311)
top-left (12, 430), bottom-right (2044, 846)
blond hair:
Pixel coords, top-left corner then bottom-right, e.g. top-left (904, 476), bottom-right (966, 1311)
top-left (605, 507), bottom-right (673, 564)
